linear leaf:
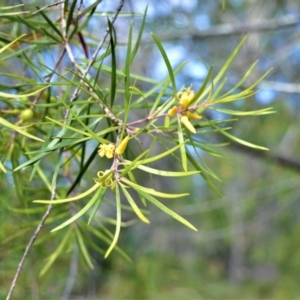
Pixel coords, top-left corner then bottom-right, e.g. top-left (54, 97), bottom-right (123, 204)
top-left (192, 66), bottom-right (213, 105)
top-left (152, 33), bottom-right (177, 95)
top-left (123, 162), bottom-right (200, 177)
top-left (0, 85), bottom-right (49, 98)
top-left (108, 19), bottom-right (117, 107)
top-left (209, 119), bottom-right (268, 150)
top-left (0, 159), bottom-right (6, 173)
top-left (131, 143), bottom-right (182, 166)
top-left (212, 107), bottom-right (275, 116)
top-left (120, 184), bottom-right (150, 223)
top-left (105, 184), bottom-right (122, 258)
top-left (75, 228), bottom-right (94, 269)
top-left (0, 34), bottom-right (26, 54)
top-left (88, 187), bottom-right (107, 225)
top-left (121, 178), bottom-right (189, 199)
top-left (139, 191), bottom-right (197, 231)
top-left (51, 187), bottom-right (103, 232)
top-left (45, 116), bottom-right (93, 137)
top-left (130, 5), bottom-right (148, 63)
top-left (0, 117), bottom-right (44, 142)
top-left (39, 229), bottom-right (72, 276)
top-left (200, 36), bottom-right (248, 100)
top-left (34, 183), bottom-right (100, 204)
top-left (177, 116), bottom-right (187, 171)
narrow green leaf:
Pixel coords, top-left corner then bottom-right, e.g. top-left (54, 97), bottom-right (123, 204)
top-left (209, 119), bottom-right (268, 150)
top-left (129, 143), bottom-right (182, 167)
top-left (59, 98), bottom-right (106, 143)
top-left (120, 184), bottom-right (150, 223)
top-left (213, 89), bottom-right (253, 104)
top-left (0, 117), bottom-right (44, 142)
top-left (66, 0), bottom-right (77, 33)
top-left (188, 151), bottom-right (223, 197)
top-left (0, 159), bottom-right (6, 173)
top-left (164, 115), bottom-right (170, 128)
top-left (121, 178), bottom-right (189, 199)
top-left (75, 228), bottom-right (94, 269)
top-left (120, 150), bottom-right (150, 178)
top-left (123, 161), bottom-right (200, 177)
top-left (0, 85), bottom-right (49, 99)
top-left (248, 68), bottom-right (273, 90)
top-left (45, 116), bottom-right (93, 137)
top-left (88, 188), bottom-right (107, 225)
top-left (124, 21), bottom-right (133, 110)
top-left (177, 116), bottom-right (187, 171)
top-left (0, 34), bottom-right (26, 55)
top-left (223, 60), bottom-right (259, 97)
top-left (152, 33), bottom-right (177, 95)
top-left (200, 36), bottom-right (248, 100)
top-left (127, 170), bottom-right (147, 206)
top-left (108, 19), bottom-right (117, 107)
top-left (87, 225), bottom-right (132, 262)
top-left (130, 5), bottom-right (148, 63)
top-left (222, 0), bottom-right (226, 12)
top-left (51, 187), bottom-right (102, 232)
top-left (105, 184), bottom-right (122, 258)
top-left (139, 191), bottom-right (197, 231)
top-left (0, 11), bottom-right (29, 16)
top-left (212, 107), bottom-right (275, 116)
top-left (0, 4), bottom-right (24, 10)
top-left (38, 8), bottom-right (63, 39)
top-left (34, 183), bottom-right (100, 204)
top-left (39, 229), bottom-right (72, 276)
top-left (192, 66), bottom-right (213, 105)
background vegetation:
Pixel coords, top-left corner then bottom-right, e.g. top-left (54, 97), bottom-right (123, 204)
top-left (1, 0), bottom-right (300, 299)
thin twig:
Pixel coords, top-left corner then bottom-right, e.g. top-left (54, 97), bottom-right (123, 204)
top-left (32, 0), bottom-right (66, 15)
top-left (61, 2), bottom-right (78, 68)
top-left (6, 185), bottom-right (56, 300)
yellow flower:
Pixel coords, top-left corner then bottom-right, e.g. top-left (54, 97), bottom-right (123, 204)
top-left (115, 136), bottom-right (129, 155)
top-left (180, 116), bottom-right (196, 134)
top-left (98, 144), bottom-right (106, 157)
top-left (106, 144), bottom-right (115, 159)
top-left (180, 86), bottom-right (194, 109)
top-left (98, 144), bottom-right (115, 159)
top-left (168, 105), bottom-right (178, 117)
top-left (185, 111), bottom-right (202, 120)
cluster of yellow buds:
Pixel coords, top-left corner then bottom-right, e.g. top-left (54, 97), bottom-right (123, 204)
top-left (98, 144), bottom-right (115, 159)
top-left (167, 85), bottom-right (202, 134)
top-left (98, 136), bottom-right (130, 159)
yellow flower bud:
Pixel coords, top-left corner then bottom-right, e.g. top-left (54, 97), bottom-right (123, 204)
top-left (185, 111), bottom-right (202, 120)
top-left (115, 136), bottom-right (129, 155)
top-left (180, 116), bottom-right (196, 134)
top-left (168, 106), bottom-right (178, 117)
